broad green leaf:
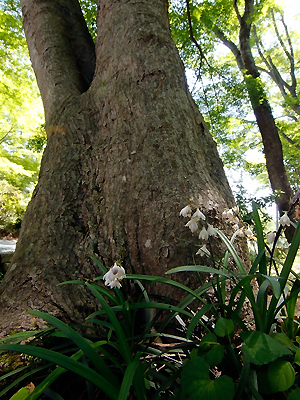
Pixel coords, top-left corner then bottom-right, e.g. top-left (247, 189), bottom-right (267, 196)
top-left (267, 360), bottom-right (295, 393)
top-left (198, 333), bottom-right (224, 366)
top-left (214, 317), bottom-right (234, 337)
top-left (240, 331), bottom-right (293, 365)
top-left (269, 333), bottom-right (298, 352)
top-left (181, 357), bottom-right (234, 400)
top-left (288, 388), bottom-right (300, 400)
top-left (294, 348), bottom-right (300, 366)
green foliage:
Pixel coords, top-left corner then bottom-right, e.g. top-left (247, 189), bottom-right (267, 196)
top-left (79, 0), bottom-right (97, 40)
top-left (180, 357), bottom-right (234, 400)
top-left (170, 0), bottom-right (300, 194)
top-left (0, 180), bottom-right (25, 228)
top-left (0, 0), bottom-right (45, 231)
top-left (1, 203), bottom-right (300, 399)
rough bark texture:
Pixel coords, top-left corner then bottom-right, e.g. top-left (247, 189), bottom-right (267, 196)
top-left (215, 0), bottom-right (293, 214)
top-left (0, 0), bottom-right (247, 335)
top-left (238, 5), bottom-right (293, 213)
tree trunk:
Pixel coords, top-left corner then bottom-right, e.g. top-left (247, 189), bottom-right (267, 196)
top-left (238, 1), bottom-right (293, 214)
top-left (0, 0), bottom-right (244, 335)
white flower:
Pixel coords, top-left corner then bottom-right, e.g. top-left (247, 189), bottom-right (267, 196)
top-left (267, 232), bottom-right (276, 243)
top-left (233, 206), bottom-right (239, 214)
top-left (207, 224), bottom-right (216, 237)
top-left (244, 227), bottom-right (254, 237)
top-left (180, 205), bottom-right (192, 218)
top-left (279, 212), bottom-right (291, 227)
top-left (191, 208), bottom-right (206, 222)
top-left (199, 227), bottom-right (209, 240)
top-left (233, 224), bottom-right (240, 232)
top-left (196, 244), bottom-right (210, 257)
top-left (223, 208), bottom-right (239, 224)
top-left (222, 210), bottom-right (228, 219)
top-left (103, 263), bottom-right (126, 289)
top-left (185, 219), bottom-right (198, 233)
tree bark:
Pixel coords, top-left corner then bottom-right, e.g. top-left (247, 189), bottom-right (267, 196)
top-left (0, 0), bottom-right (244, 335)
top-left (238, 0), bottom-right (293, 213)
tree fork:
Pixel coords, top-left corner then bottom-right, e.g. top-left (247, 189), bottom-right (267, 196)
top-left (0, 0), bottom-right (247, 335)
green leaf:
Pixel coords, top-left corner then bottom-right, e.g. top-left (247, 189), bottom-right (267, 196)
top-left (294, 348), bottom-right (300, 366)
top-left (198, 333), bottom-right (224, 366)
top-left (86, 283), bottom-right (132, 364)
top-left (214, 318), bottom-right (234, 337)
top-left (0, 344), bottom-right (119, 400)
top-left (215, 228), bottom-right (246, 274)
top-left (91, 257), bottom-right (108, 274)
top-left (27, 310), bottom-right (119, 387)
top-left (262, 359), bottom-right (295, 393)
top-left (240, 331), bottom-right (293, 365)
top-left (118, 360), bottom-right (141, 400)
top-left (166, 265), bottom-right (233, 277)
top-left (186, 303), bottom-right (215, 339)
top-left (252, 202), bottom-right (267, 276)
top-left (181, 357), bottom-right (234, 400)
top-left (9, 387), bottom-right (30, 400)
top-left (288, 388), bottom-right (300, 400)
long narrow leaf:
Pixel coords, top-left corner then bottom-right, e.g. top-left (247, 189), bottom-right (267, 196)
top-left (125, 274), bottom-right (207, 305)
top-left (117, 360), bottom-right (141, 400)
top-left (27, 310), bottom-right (119, 388)
top-left (186, 304), bottom-right (215, 339)
top-left (0, 365), bottom-right (50, 398)
top-left (266, 220), bottom-right (300, 332)
top-left (252, 202), bottom-right (267, 276)
top-left (91, 257), bottom-right (107, 274)
top-left (166, 265), bottom-right (234, 278)
top-left (86, 283), bottom-right (132, 364)
top-left (0, 344), bottom-right (119, 400)
top-left (215, 229), bottom-right (246, 274)
top-left (88, 302), bottom-right (194, 319)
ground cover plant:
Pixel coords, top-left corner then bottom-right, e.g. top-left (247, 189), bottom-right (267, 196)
top-left (0, 202), bottom-right (300, 399)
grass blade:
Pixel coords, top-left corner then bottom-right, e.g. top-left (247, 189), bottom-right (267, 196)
top-left (0, 344), bottom-right (119, 400)
top-left (86, 283), bottom-right (132, 364)
top-left (27, 310), bottom-right (119, 388)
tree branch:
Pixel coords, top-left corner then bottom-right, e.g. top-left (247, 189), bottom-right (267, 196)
top-left (20, 0), bottom-right (95, 123)
top-left (279, 131), bottom-right (300, 150)
top-left (214, 27), bottom-right (244, 71)
top-left (271, 9), bottom-right (297, 94)
top-left (185, 0), bottom-right (209, 69)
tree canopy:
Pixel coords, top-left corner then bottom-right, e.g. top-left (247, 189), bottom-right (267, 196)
top-left (0, 0), bottom-right (45, 231)
top-left (170, 0), bottom-right (299, 213)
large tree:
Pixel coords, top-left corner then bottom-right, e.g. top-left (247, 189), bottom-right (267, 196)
top-left (0, 0), bottom-right (243, 334)
top-left (173, 0), bottom-right (296, 213)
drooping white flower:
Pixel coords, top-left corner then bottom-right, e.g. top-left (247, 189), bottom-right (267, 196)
top-left (279, 212), bottom-right (291, 227)
top-left (233, 206), bottom-right (239, 214)
top-left (196, 244), bottom-right (210, 257)
top-left (223, 208), bottom-right (239, 224)
top-left (222, 210), bottom-right (228, 219)
top-left (103, 263), bottom-right (126, 289)
top-left (180, 205), bottom-right (192, 218)
top-left (185, 219), bottom-right (198, 233)
top-left (267, 231), bottom-right (276, 243)
top-left (244, 227), bottom-right (254, 237)
top-left (207, 224), bottom-right (216, 237)
top-left (199, 227), bottom-right (209, 241)
top-left (191, 208), bottom-right (206, 222)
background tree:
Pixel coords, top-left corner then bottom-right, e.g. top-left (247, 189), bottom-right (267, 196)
top-left (170, 0), bottom-right (298, 215)
top-left (0, 0), bottom-right (245, 334)
top-left (0, 0), bottom-right (45, 233)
